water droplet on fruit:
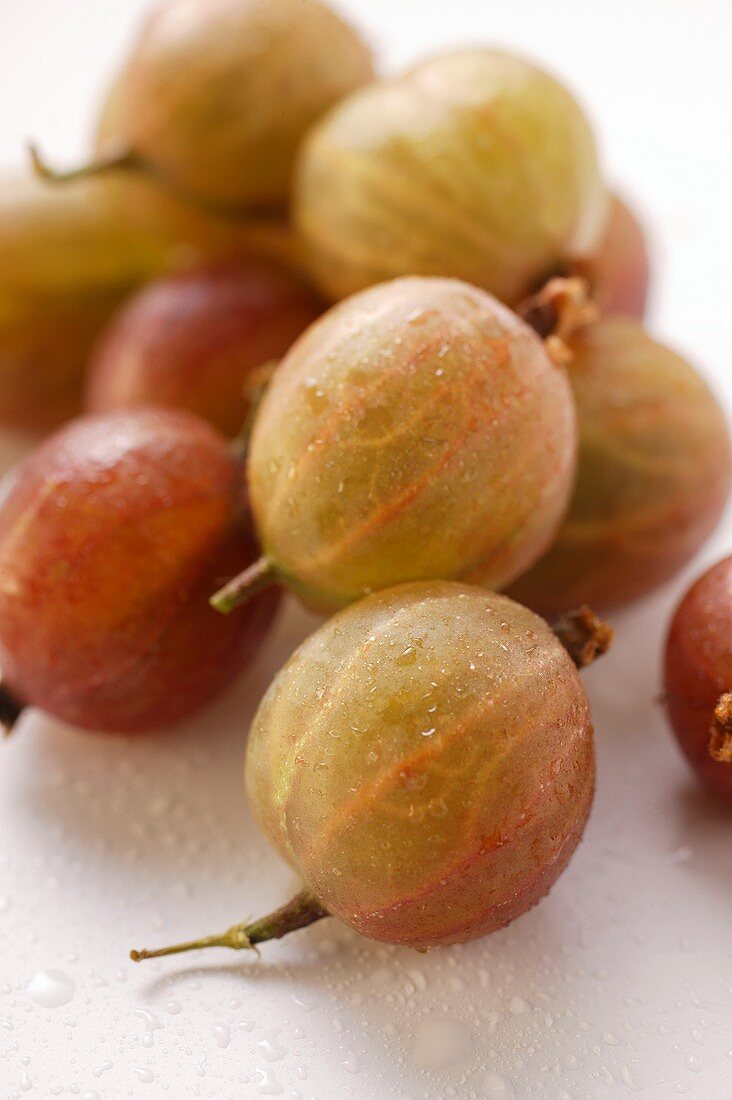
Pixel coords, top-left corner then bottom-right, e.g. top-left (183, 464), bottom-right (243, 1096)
top-left (27, 969), bottom-right (76, 1008)
top-left (164, 1000), bottom-right (182, 1015)
top-left (134, 1067), bottom-right (154, 1084)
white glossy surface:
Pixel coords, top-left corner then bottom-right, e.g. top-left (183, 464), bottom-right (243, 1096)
top-left (0, 2), bottom-right (731, 1098)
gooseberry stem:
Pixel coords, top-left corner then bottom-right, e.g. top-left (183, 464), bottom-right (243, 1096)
top-left (210, 556), bottom-right (277, 613)
top-left (130, 888), bottom-right (328, 962)
top-left (29, 142), bottom-right (140, 185)
top-left (0, 682), bottom-right (24, 734)
top-left (518, 276), bottom-right (597, 365)
top-left (709, 693), bottom-right (732, 763)
top-left (552, 606), bottom-right (613, 669)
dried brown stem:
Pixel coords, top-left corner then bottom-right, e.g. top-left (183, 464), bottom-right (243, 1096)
top-left (552, 606), bottom-right (613, 669)
top-left (518, 276), bottom-right (598, 365)
top-left (709, 693), bottom-right (732, 763)
top-left (130, 888), bottom-right (328, 962)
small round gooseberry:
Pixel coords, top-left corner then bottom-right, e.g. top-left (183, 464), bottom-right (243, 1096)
top-left (35, 0), bottom-right (374, 213)
top-left (583, 194), bottom-right (651, 321)
top-left (86, 261), bottom-right (323, 436)
top-left (132, 583), bottom-right (610, 961)
top-left (664, 556), bottom-right (732, 803)
top-left (0, 409), bottom-right (279, 733)
top-left (507, 316), bottom-right (732, 616)
top-left (295, 48), bottom-right (606, 304)
top-left (212, 275), bottom-right (579, 615)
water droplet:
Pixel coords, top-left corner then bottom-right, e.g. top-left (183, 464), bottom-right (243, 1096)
top-left (134, 1009), bottom-right (163, 1048)
top-left (413, 1017), bottom-right (474, 1071)
top-left (483, 1072), bottom-right (516, 1100)
top-left (686, 1054), bottom-right (703, 1072)
top-left (342, 1053), bottom-right (360, 1074)
top-left (27, 970), bottom-right (76, 1008)
top-left (212, 1023), bottom-right (231, 1049)
top-left (20, 1071), bottom-right (33, 1092)
top-left (134, 1068), bottom-right (154, 1084)
top-left (92, 1060), bottom-right (113, 1078)
top-left (165, 1000), bottom-right (182, 1016)
top-left (508, 995), bottom-right (530, 1015)
top-left (257, 1030), bottom-right (288, 1062)
top-left (254, 1067), bottom-right (284, 1095)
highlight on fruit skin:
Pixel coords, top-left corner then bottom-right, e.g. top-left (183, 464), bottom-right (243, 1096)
top-left (37, 0), bottom-right (374, 213)
top-left (294, 47), bottom-right (607, 304)
top-left (86, 260), bottom-right (323, 436)
top-left (0, 408), bottom-right (279, 734)
top-left (132, 583), bottom-right (608, 962)
top-left (664, 556), bottom-right (732, 804)
top-left (212, 275), bottom-right (578, 615)
top-left (506, 316), bottom-right (732, 616)
top-left (582, 194), bottom-right (651, 321)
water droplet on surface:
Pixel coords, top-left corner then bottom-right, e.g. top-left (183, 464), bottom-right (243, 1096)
top-left (165, 1000), bottom-right (182, 1016)
top-left (212, 1023), bottom-right (231, 1049)
top-left (508, 995), bottom-right (530, 1015)
top-left (413, 1017), bottom-right (474, 1071)
top-left (27, 969), bottom-right (76, 1008)
top-left (342, 1053), bottom-right (360, 1074)
top-left (134, 1067), bottom-right (154, 1084)
top-left (254, 1067), bottom-right (284, 1095)
top-left (686, 1054), bottom-right (703, 1072)
top-left (20, 1071), bottom-right (33, 1091)
top-left (134, 1009), bottom-right (163, 1047)
top-left (482, 1071), bottom-right (516, 1100)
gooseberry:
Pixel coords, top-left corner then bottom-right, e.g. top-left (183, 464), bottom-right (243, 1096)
top-left (507, 316), bottom-right (731, 616)
top-left (131, 583), bottom-right (609, 960)
top-left (213, 275), bottom-right (578, 615)
top-left (583, 194), bottom-right (651, 321)
top-left (0, 409), bottom-right (279, 733)
top-left (295, 48), bottom-right (606, 304)
top-left (0, 169), bottom-right (307, 432)
top-left (36, 0), bottom-right (374, 213)
top-left (664, 556), bottom-right (732, 803)
top-left (87, 261), bottom-right (323, 436)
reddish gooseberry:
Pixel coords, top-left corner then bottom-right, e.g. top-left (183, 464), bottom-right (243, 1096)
top-left (87, 261), bottom-right (323, 436)
top-left (507, 316), bottom-right (731, 616)
top-left (664, 556), bottom-right (732, 803)
top-left (132, 584), bottom-right (610, 960)
top-left (0, 409), bottom-right (279, 733)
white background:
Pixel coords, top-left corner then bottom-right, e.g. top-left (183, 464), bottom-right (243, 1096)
top-left (1, 2), bottom-right (731, 1098)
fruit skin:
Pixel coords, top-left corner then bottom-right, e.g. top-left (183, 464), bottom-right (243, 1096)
top-left (87, 261), bottom-right (323, 436)
top-left (0, 289), bottom-right (126, 433)
top-left (507, 317), bottom-right (731, 616)
top-left (583, 194), bottom-right (650, 320)
top-left (664, 557), bottom-right (732, 803)
top-left (295, 48), bottom-right (607, 304)
top-left (246, 581), bottom-right (595, 948)
top-left (248, 276), bottom-right (577, 612)
top-left (102, 0), bottom-right (374, 212)
top-left (0, 409), bottom-right (279, 732)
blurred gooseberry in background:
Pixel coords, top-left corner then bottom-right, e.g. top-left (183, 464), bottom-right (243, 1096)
top-left (507, 316), bottom-right (731, 617)
top-left (87, 261), bottom-right (323, 436)
top-left (664, 556), bottom-right (732, 803)
top-left (295, 48), bottom-right (606, 305)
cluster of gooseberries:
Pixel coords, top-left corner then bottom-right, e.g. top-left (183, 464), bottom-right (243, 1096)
top-left (0, 0), bottom-right (727, 964)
